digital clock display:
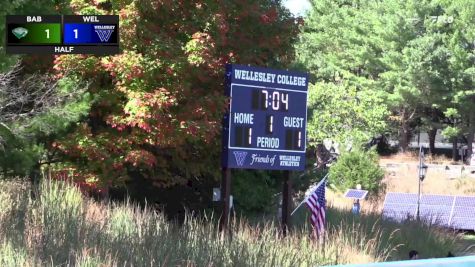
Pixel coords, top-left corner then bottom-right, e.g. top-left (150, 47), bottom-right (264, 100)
top-left (222, 64), bottom-right (308, 171)
top-left (252, 89), bottom-right (289, 111)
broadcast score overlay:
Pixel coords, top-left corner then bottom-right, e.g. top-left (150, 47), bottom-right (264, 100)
top-left (6, 15), bottom-right (119, 54)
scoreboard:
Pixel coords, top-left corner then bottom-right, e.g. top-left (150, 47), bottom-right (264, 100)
top-left (222, 64), bottom-right (309, 171)
top-left (6, 15), bottom-right (119, 54)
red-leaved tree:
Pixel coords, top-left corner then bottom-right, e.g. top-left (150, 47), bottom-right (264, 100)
top-left (52, 0), bottom-right (299, 188)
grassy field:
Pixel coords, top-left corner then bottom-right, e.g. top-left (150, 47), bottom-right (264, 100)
top-left (327, 154), bottom-right (475, 213)
top-left (380, 152), bottom-right (458, 165)
top-left (0, 179), bottom-right (467, 266)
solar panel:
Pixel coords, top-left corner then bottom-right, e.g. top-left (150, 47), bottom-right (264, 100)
top-left (382, 203), bottom-right (416, 214)
top-left (418, 214), bottom-right (451, 226)
top-left (450, 217), bottom-right (475, 231)
top-left (382, 192), bottom-right (475, 230)
top-left (382, 203), bottom-right (416, 222)
top-left (421, 195), bottom-right (454, 206)
top-left (451, 206), bottom-right (475, 218)
top-left (344, 189), bottom-right (368, 199)
top-left (384, 192), bottom-right (418, 204)
top-left (419, 205), bottom-right (451, 225)
top-left (383, 214), bottom-right (415, 222)
top-left (454, 196), bottom-right (475, 206)
top-left (420, 204), bottom-right (452, 215)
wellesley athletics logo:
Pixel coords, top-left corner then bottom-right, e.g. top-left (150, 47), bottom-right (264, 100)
top-left (94, 25), bottom-right (115, 42)
top-left (233, 151), bottom-right (247, 166)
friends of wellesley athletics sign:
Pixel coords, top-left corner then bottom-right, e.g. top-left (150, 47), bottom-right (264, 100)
top-left (222, 64), bottom-right (308, 171)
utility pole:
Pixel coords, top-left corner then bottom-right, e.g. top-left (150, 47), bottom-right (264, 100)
top-left (416, 145), bottom-right (428, 221)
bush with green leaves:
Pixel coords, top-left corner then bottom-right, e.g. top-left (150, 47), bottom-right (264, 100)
top-left (329, 148), bottom-right (385, 195)
top-left (232, 170), bottom-right (279, 214)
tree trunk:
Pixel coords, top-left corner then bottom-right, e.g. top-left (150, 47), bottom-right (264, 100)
top-left (29, 163), bottom-right (41, 199)
top-left (101, 186), bottom-right (110, 200)
top-left (467, 134), bottom-right (474, 165)
top-left (452, 137), bottom-right (457, 161)
top-left (466, 113), bottom-right (475, 164)
top-left (400, 121), bottom-right (409, 152)
top-left (428, 128), bottom-right (437, 155)
top-left (417, 131), bottom-right (420, 147)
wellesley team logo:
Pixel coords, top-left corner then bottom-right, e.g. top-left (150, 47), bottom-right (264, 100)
top-left (94, 25), bottom-right (115, 42)
top-left (233, 151), bottom-right (247, 166)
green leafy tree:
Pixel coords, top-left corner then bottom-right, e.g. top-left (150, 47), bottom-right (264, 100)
top-left (306, 82), bottom-right (388, 146)
top-left (440, 0), bottom-right (475, 159)
top-left (329, 148), bottom-right (385, 195)
top-left (298, 0), bottom-right (474, 154)
top-left (0, 0), bottom-right (83, 178)
top-left (0, 64), bottom-right (91, 177)
top-left (296, 0), bottom-right (389, 158)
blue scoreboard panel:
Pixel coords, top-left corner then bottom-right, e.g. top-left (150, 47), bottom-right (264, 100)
top-left (6, 15), bottom-right (119, 54)
top-left (222, 64), bottom-right (308, 171)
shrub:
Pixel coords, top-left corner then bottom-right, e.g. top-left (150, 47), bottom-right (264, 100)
top-left (232, 170), bottom-right (279, 214)
top-left (329, 148), bottom-right (385, 195)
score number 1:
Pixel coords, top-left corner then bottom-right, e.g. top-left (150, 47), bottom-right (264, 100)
top-left (45, 29), bottom-right (66, 39)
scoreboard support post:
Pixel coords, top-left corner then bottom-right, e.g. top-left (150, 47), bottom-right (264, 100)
top-left (219, 167), bottom-right (231, 232)
top-left (281, 170), bottom-right (292, 236)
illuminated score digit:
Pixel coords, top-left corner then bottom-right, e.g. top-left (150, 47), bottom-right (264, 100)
top-left (269, 115), bottom-right (273, 133)
top-left (73, 29), bottom-right (78, 39)
top-left (262, 90), bottom-right (269, 109)
top-left (234, 126), bottom-right (253, 147)
top-left (285, 129), bottom-right (303, 149)
top-left (45, 29), bottom-right (50, 39)
top-left (266, 115), bottom-right (274, 134)
top-left (281, 93), bottom-right (289, 111)
top-left (272, 91), bottom-right (279, 110)
top-left (248, 128), bottom-right (252, 145)
top-left (297, 131), bottom-right (302, 148)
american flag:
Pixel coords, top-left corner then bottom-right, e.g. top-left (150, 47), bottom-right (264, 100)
top-left (305, 178), bottom-right (327, 239)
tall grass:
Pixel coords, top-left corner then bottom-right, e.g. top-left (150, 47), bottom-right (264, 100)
top-left (0, 241), bottom-right (29, 266)
top-left (323, 208), bottom-right (461, 260)
top-left (0, 179), bottom-right (462, 266)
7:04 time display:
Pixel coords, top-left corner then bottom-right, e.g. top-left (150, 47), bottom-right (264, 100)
top-left (251, 89), bottom-right (289, 111)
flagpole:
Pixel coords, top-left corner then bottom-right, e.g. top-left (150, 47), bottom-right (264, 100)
top-left (290, 173), bottom-right (329, 216)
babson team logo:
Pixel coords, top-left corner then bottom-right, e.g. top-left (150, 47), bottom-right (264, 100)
top-left (94, 25), bottom-right (115, 42)
top-left (233, 151), bottom-right (247, 166)
top-left (12, 27), bottom-right (28, 39)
